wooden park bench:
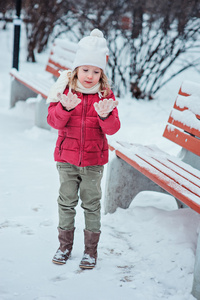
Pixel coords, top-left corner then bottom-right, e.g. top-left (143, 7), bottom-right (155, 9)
top-left (105, 80), bottom-right (200, 299)
top-left (10, 38), bottom-right (77, 129)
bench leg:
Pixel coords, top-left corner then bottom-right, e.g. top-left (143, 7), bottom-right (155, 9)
top-left (192, 230), bottom-right (200, 299)
top-left (179, 148), bottom-right (200, 171)
top-left (10, 78), bottom-right (38, 108)
top-left (176, 199), bottom-right (188, 209)
top-left (104, 156), bottom-right (168, 214)
top-left (35, 96), bottom-right (51, 130)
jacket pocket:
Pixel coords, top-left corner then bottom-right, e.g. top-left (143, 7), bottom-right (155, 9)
top-left (58, 133), bottom-right (66, 156)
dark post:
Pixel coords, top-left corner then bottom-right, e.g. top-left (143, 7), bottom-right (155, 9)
top-left (12, 0), bottom-right (22, 70)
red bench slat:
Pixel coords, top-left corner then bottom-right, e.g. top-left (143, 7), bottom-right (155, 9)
top-left (163, 125), bottom-right (200, 156)
top-left (114, 148), bottom-right (200, 213)
top-left (145, 145), bottom-right (200, 184)
top-left (163, 82), bottom-right (200, 156)
top-left (114, 143), bottom-right (200, 196)
top-left (167, 116), bottom-right (200, 138)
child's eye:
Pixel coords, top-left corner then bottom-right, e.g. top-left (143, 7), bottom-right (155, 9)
top-left (83, 69), bottom-right (88, 72)
top-left (94, 71), bottom-right (100, 74)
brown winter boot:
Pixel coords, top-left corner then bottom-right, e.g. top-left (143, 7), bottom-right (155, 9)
top-left (52, 228), bottom-right (75, 265)
top-left (79, 229), bottom-right (101, 270)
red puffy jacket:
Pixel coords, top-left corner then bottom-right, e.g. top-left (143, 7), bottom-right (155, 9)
top-left (47, 89), bottom-right (120, 167)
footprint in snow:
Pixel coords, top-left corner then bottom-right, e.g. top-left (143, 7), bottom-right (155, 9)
top-left (39, 219), bottom-right (53, 227)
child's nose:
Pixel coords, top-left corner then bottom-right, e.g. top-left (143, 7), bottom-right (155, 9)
top-left (87, 72), bottom-right (93, 79)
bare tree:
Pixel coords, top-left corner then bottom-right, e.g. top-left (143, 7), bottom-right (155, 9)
top-left (123, 0), bottom-right (200, 98)
top-left (0, 1), bottom-right (15, 29)
top-left (23, 0), bottom-right (74, 62)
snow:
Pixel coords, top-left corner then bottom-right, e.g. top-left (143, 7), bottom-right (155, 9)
top-left (1, 23), bottom-right (200, 300)
top-left (171, 109), bottom-right (200, 131)
top-left (171, 89), bottom-right (200, 131)
top-left (181, 81), bottom-right (200, 96)
top-left (50, 38), bottom-right (77, 70)
top-left (10, 68), bottom-right (54, 97)
top-left (176, 94), bottom-right (200, 115)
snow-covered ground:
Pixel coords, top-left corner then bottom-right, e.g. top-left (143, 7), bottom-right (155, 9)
top-left (1, 23), bottom-right (200, 300)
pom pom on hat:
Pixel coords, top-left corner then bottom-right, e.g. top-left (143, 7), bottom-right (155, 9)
top-left (90, 28), bottom-right (104, 38)
top-left (72, 28), bottom-right (109, 72)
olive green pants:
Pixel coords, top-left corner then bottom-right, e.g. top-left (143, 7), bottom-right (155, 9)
top-left (56, 162), bottom-right (104, 233)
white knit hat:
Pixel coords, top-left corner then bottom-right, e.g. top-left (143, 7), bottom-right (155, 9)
top-left (72, 29), bottom-right (109, 72)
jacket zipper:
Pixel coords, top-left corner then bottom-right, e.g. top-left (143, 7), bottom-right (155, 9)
top-left (79, 95), bottom-right (87, 165)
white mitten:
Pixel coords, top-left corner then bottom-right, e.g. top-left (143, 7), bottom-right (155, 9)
top-left (57, 92), bottom-right (81, 111)
top-left (94, 98), bottom-right (119, 118)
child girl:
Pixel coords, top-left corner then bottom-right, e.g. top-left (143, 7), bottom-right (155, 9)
top-left (47, 29), bottom-right (120, 269)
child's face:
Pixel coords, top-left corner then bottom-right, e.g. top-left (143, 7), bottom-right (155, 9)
top-left (77, 65), bottom-right (101, 88)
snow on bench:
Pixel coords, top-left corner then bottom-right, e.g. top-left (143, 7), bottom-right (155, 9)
top-left (105, 80), bottom-right (200, 299)
top-left (9, 38), bottom-right (77, 129)
top-left (10, 68), bottom-right (54, 100)
top-left (105, 80), bottom-right (200, 214)
top-left (108, 141), bottom-right (200, 211)
top-left (45, 39), bottom-right (77, 78)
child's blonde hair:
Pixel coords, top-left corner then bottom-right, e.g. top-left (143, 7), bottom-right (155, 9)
top-left (67, 68), bottom-right (111, 97)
